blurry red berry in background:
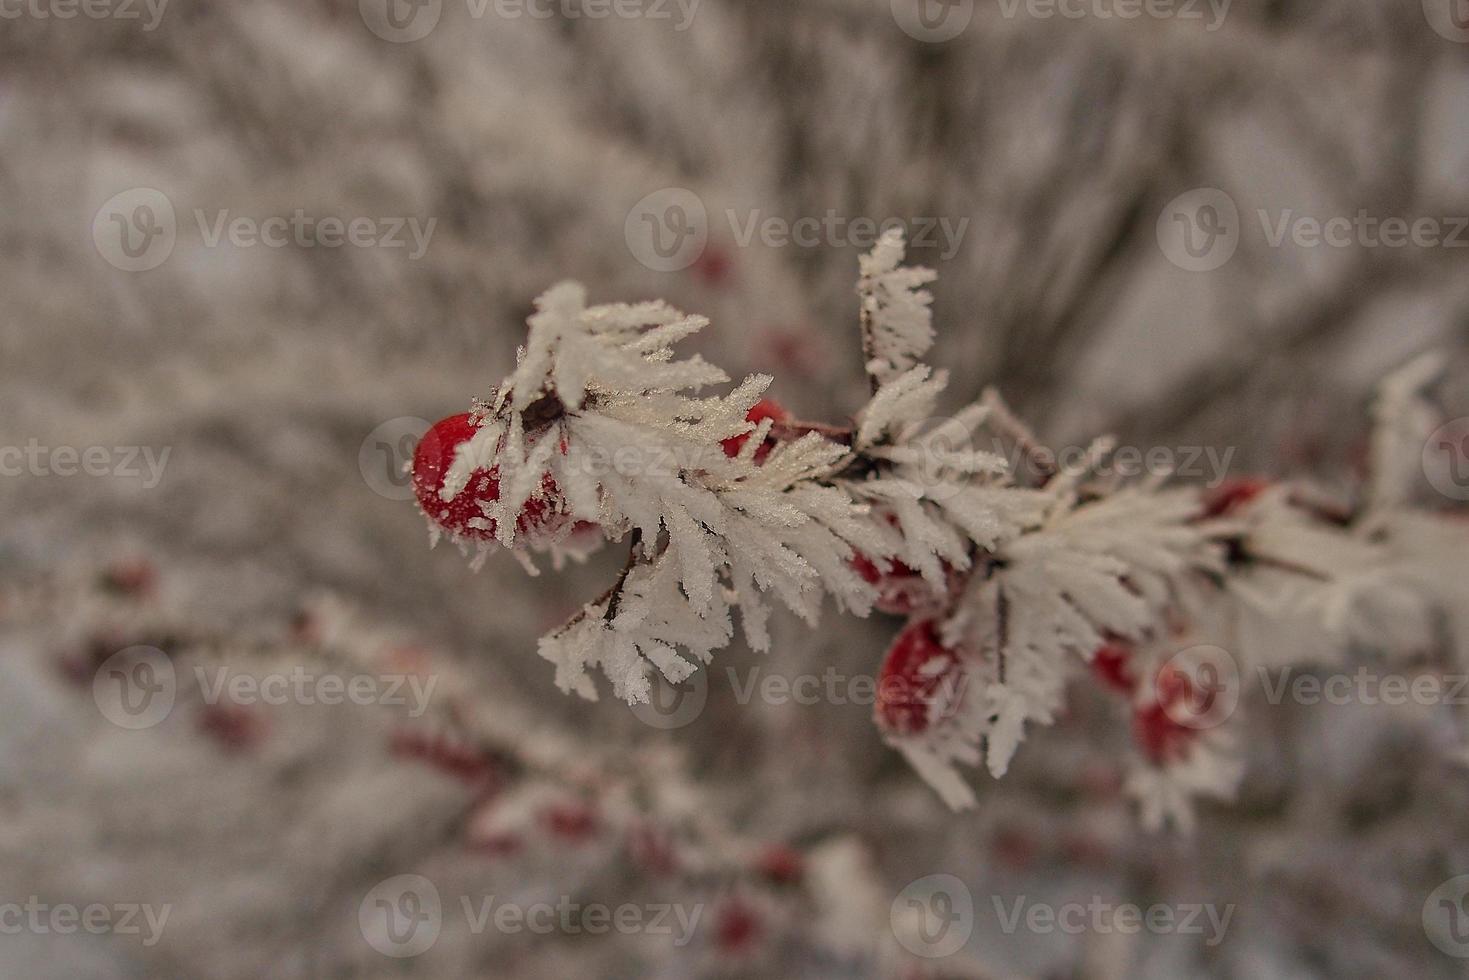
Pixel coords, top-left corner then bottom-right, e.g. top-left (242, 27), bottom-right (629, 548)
top-left (198, 703), bottom-right (266, 752)
top-left (1090, 640), bottom-right (1136, 694)
top-left (691, 245), bottom-right (734, 287)
top-left (1133, 663), bottom-right (1199, 765)
top-left (1201, 477), bottom-right (1270, 518)
top-left (542, 801), bottom-right (600, 843)
top-left (715, 898), bottom-right (762, 953)
top-left (100, 559), bottom-right (157, 598)
top-left (754, 844), bottom-right (804, 885)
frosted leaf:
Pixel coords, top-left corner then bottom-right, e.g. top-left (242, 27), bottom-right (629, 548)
top-left (1367, 351), bottom-right (1443, 512)
top-left (857, 229), bottom-right (937, 386)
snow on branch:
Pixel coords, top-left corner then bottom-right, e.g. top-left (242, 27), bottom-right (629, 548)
top-left (413, 232), bottom-right (1468, 830)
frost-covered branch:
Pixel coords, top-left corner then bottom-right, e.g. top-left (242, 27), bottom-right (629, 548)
top-left (414, 230), bottom-right (1468, 831)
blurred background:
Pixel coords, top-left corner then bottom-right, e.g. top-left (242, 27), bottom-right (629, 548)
top-left (1, 0), bottom-right (1468, 976)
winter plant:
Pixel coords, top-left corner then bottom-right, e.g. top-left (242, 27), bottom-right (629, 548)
top-left (410, 231), bottom-right (1466, 831)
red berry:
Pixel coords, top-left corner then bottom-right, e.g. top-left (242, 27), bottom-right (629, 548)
top-left (875, 620), bottom-right (966, 736)
top-left (1090, 641), bottom-right (1136, 694)
top-left (691, 246), bottom-right (734, 287)
top-left (754, 844), bottom-right (804, 886)
top-left (1132, 664), bottom-right (1198, 764)
top-left (100, 559), bottom-right (157, 598)
top-left (991, 825), bottom-right (1038, 871)
top-left (542, 801), bottom-right (599, 843)
top-left (198, 703), bottom-right (266, 752)
top-left (389, 729), bottom-right (499, 786)
top-left (1201, 477), bottom-right (1269, 518)
top-left (468, 832), bottom-right (522, 858)
top-left (412, 413), bottom-right (567, 541)
top-left (722, 399), bottom-right (789, 463)
top-left (629, 824), bottom-right (680, 877)
top-left (850, 552), bottom-right (954, 615)
top-left (714, 898), bottom-right (761, 953)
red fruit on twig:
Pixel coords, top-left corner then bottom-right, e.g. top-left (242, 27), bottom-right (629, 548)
top-left (875, 620), bottom-right (967, 736)
top-left (412, 413), bottom-right (568, 542)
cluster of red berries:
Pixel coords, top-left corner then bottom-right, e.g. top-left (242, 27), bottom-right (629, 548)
top-left (412, 400), bottom-right (802, 543)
